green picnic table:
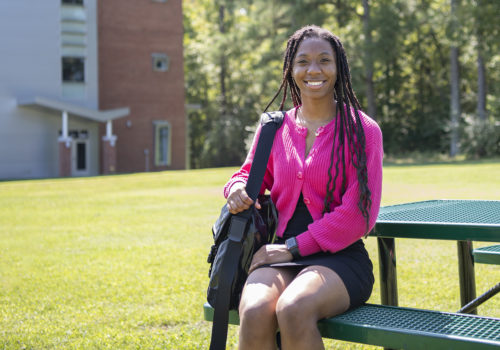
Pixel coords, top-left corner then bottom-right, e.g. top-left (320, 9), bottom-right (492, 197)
top-left (204, 200), bottom-right (500, 349)
top-left (372, 199), bottom-right (500, 313)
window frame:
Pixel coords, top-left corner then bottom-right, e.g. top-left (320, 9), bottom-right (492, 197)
top-left (62, 0), bottom-right (84, 5)
top-left (62, 56), bottom-right (85, 83)
top-left (154, 121), bottom-right (171, 166)
top-left (151, 53), bottom-right (169, 72)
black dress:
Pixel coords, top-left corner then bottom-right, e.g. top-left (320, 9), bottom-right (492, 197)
top-left (269, 194), bottom-right (374, 309)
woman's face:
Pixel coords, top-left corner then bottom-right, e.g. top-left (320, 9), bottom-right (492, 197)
top-left (292, 37), bottom-right (337, 102)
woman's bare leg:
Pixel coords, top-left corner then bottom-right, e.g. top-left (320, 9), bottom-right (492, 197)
top-left (238, 267), bottom-right (297, 350)
top-left (276, 266), bottom-right (350, 350)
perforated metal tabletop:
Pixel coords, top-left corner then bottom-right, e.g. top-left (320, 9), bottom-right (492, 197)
top-left (372, 200), bottom-right (500, 241)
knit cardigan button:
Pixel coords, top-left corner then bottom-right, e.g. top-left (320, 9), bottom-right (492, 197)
top-left (315, 126), bottom-right (325, 136)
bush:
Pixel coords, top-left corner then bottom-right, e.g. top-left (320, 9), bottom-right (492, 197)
top-left (462, 115), bottom-right (500, 158)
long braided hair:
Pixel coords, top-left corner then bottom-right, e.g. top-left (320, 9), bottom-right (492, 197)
top-left (264, 25), bottom-right (372, 232)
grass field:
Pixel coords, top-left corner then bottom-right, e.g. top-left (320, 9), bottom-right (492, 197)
top-left (1, 160), bottom-right (499, 349)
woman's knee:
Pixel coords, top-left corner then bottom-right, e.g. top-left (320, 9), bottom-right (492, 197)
top-left (275, 294), bottom-right (310, 330)
top-left (239, 294), bottom-right (276, 326)
top-left (239, 295), bottom-right (278, 344)
top-left (239, 267), bottom-right (294, 326)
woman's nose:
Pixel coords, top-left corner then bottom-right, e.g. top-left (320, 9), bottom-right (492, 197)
top-left (307, 61), bottom-right (321, 74)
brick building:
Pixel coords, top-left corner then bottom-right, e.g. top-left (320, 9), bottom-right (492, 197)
top-left (0, 0), bottom-right (186, 179)
top-left (98, 0), bottom-right (186, 173)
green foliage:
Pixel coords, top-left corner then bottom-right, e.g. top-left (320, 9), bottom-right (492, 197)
top-left (183, 0), bottom-right (500, 168)
top-left (0, 161), bottom-right (499, 348)
top-left (462, 116), bottom-right (500, 158)
top-left (183, 0), bottom-right (333, 168)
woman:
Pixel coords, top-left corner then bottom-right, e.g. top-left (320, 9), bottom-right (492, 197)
top-left (224, 25), bottom-right (383, 350)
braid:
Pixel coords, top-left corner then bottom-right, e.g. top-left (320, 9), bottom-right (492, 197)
top-left (266, 25), bottom-right (372, 233)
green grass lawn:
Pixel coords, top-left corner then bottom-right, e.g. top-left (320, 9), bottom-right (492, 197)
top-left (1, 160), bottom-right (499, 349)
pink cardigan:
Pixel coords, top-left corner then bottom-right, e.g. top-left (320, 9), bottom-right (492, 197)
top-left (224, 106), bottom-right (383, 256)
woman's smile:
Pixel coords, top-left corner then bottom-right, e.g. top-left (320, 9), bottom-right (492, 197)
top-left (305, 80), bottom-right (326, 88)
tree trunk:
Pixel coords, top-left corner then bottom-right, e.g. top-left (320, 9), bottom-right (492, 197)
top-left (362, 0), bottom-right (376, 119)
top-left (219, 4), bottom-right (227, 119)
top-left (476, 19), bottom-right (487, 120)
top-left (449, 0), bottom-right (460, 157)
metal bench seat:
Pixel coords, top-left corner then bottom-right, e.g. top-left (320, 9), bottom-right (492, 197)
top-left (474, 244), bottom-right (500, 265)
top-left (203, 303), bottom-right (500, 349)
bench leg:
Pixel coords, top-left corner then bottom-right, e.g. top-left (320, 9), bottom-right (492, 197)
top-left (457, 240), bottom-right (477, 314)
top-left (377, 237), bottom-right (398, 350)
top-left (458, 281), bottom-right (500, 314)
top-left (378, 237), bottom-right (398, 306)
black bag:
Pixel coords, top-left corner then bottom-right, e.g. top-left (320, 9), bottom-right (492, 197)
top-left (206, 111), bottom-right (284, 350)
top-left (207, 194), bottom-right (278, 309)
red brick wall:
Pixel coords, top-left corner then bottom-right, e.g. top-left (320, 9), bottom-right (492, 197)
top-left (98, 0), bottom-right (186, 173)
top-left (59, 141), bottom-right (71, 177)
top-left (101, 139), bottom-right (117, 174)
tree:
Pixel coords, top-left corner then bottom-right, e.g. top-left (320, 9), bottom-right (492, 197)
top-left (473, 0), bottom-right (487, 121)
top-left (183, 0), bottom-right (500, 168)
top-left (362, 0), bottom-right (376, 119)
top-left (461, 0), bottom-right (500, 157)
top-left (183, 0), bottom-right (333, 167)
top-left (449, 0), bottom-right (461, 157)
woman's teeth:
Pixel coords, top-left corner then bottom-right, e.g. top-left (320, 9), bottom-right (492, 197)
top-left (307, 81), bottom-right (323, 86)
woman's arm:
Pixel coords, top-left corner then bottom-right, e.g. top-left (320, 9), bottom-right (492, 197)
top-left (223, 123), bottom-right (275, 213)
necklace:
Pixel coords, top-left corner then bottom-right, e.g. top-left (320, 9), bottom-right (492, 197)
top-left (296, 106), bottom-right (334, 131)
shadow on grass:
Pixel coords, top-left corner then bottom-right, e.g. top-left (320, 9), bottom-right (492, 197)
top-left (383, 153), bottom-right (500, 167)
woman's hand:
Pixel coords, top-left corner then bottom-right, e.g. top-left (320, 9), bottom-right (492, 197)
top-left (227, 183), bottom-right (261, 214)
top-left (249, 244), bottom-right (293, 274)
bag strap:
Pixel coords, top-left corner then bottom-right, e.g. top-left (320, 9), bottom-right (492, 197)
top-left (209, 110), bottom-right (284, 350)
top-left (209, 216), bottom-right (248, 350)
top-left (245, 111), bottom-right (285, 202)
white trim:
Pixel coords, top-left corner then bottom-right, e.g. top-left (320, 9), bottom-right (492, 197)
top-left (17, 96), bottom-right (129, 122)
top-left (62, 111), bottom-right (69, 138)
top-left (105, 120), bottom-right (112, 138)
top-left (102, 135), bottom-right (117, 147)
top-left (58, 137), bottom-right (72, 148)
top-left (102, 120), bottom-right (117, 146)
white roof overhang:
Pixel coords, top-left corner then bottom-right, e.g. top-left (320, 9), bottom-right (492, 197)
top-left (17, 96), bottom-right (130, 122)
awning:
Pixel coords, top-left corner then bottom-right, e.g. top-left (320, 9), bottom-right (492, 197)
top-left (17, 96), bottom-right (129, 122)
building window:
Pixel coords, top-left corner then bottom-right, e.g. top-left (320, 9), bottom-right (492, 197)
top-left (62, 57), bottom-right (85, 82)
top-left (76, 142), bottom-right (87, 170)
top-left (154, 121), bottom-right (171, 166)
top-left (62, 0), bottom-right (84, 5)
top-left (152, 53), bottom-right (169, 72)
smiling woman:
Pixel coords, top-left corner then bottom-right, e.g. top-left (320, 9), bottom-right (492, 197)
top-left (223, 25), bottom-right (383, 349)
